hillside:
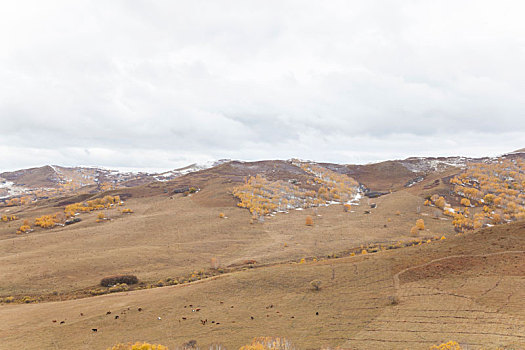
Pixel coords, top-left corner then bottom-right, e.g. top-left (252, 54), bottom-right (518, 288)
top-left (0, 153), bottom-right (524, 349)
top-left (0, 222), bottom-right (523, 349)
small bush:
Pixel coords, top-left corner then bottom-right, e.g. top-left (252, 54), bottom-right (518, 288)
top-left (210, 257), bottom-right (219, 269)
top-left (388, 295), bottom-right (399, 305)
top-left (305, 215), bottom-right (314, 226)
top-left (109, 283), bottom-right (129, 293)
top-left (89, 288), bottom-right (107, 296)
top-left (100, 275), bottom-right (138, 287)
top-left (310, 279), bottom-right (322, 291)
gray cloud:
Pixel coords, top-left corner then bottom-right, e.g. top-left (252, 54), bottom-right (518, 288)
top-left (1, 0), bottom-right (525, 171)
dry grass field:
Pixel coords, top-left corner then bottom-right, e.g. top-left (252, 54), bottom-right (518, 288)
top-left (0, 221), bottom-right (523, 349)
top-left (0, 175), bottom-right (454, 297)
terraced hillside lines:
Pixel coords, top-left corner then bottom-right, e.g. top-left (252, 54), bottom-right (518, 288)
top-left (345, 290), bottom-right (525, 349)
top-left (392, 250), bottom-right (525, 299)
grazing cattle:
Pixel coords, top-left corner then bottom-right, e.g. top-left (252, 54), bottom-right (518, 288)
top-left (182, 317), bottom-right (187, 320)
top-left (315, 312), bottom-right (319, 315)
top-left (200, 319), bottom-right (207, 325)
top-left (80, 313), bottom-right (84, 316)
top-left (52, 320), bottom-right (57, 323)
top-left (114, 315), bottom-right (119, 319)
top-left (250, 316), bottom-right (254, 320)
top-left (60, 321), bottom-right (65, 324)
top-left (158, 317), bottom-right (162, 320)
top-left (106, 311), bottom-right (111, 315)
top-left (92, 328), bottom-right (98, 332)
top-left (138, 308), bottom-right (142, 312)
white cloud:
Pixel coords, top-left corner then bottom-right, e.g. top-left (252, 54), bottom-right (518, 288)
top-left (1, 0), bottom-right (524, 171)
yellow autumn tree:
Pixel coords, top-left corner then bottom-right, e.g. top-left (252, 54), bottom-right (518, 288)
top-left (429, 340), bottom-right (462, 350)
top-left (305, 215), bottom-right (314, 226)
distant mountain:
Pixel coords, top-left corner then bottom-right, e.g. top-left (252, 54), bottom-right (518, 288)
top-left (1, 150), bottom-right (524, 202)
top-left (0, 161), bottom-right (229, 200)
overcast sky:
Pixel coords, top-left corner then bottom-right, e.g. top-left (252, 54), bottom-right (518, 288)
top-left (1, 1), bottom-right (525, 172)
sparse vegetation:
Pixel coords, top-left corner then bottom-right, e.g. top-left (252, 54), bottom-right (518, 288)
top-left (240, 337), bottom-right (294, 350)
top-left (108, 342), bottom-right (168, 350)
top-left (65, 195), bottom-right (122, 217)
top-left (1, 214), bottom-right (18, 222)
top-left (429, 341), bottom-right (462, 350)
top-left (100, 275), bottom-right (139, 287)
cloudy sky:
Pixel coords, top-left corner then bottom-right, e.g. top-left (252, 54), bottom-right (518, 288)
top-left (1, 1), bottom-right (525, 172)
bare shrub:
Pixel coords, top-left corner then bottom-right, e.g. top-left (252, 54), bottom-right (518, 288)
top-left (388, 295), bottom-right (399, 305)
top-left (310, 279), bottom-right (322, 291)
top-left (210, 257), bottom-right (220, 269)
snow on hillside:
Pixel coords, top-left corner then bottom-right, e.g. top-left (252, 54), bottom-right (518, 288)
top-left (400, 157), bottom-right (470, 173)
top-left (153, 159), bottom-right (231, 181)
top-left (0, 180), bottom-right (29, 199)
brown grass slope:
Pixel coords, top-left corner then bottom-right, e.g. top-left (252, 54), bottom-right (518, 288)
top-left (0, 165), bottom-right (62, 188)
top-left (0, 173), bottom-right (456, 297)
top-left (0, 222), bottom-right (523, 349)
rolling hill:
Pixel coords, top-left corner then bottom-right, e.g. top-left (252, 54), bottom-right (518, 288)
top-left (0, 152), bottom-right (524, 349)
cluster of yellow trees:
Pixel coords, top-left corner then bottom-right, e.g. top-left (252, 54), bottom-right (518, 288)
top-left (3, 196), bottom-right (32, 206)
top-left (426, 158), bottom-right (525, 231)
top-left (300, 163), bottom-right (359, 202)
top-left (1, 214), bottom-right (18, 222)
top-left (15, 195), bottom-right (125, 233)
top-left (65, 195), bottom-right (122, 217)
top-left (410, 218), bottom-right (425, 236)
top-left (34, 213), bottom-right (63, 228)
top-left (17, 220), bottom-right (32, 234)
top-left (233, 164), bottom-right (359, 218)
top-left (232, 174), bottom-right (317, 217)
top-left (108, 338), bottom-right (460, 350)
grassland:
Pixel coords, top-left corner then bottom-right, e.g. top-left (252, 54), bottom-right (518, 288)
top-left (0, 159), bottom-right (523, 349)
